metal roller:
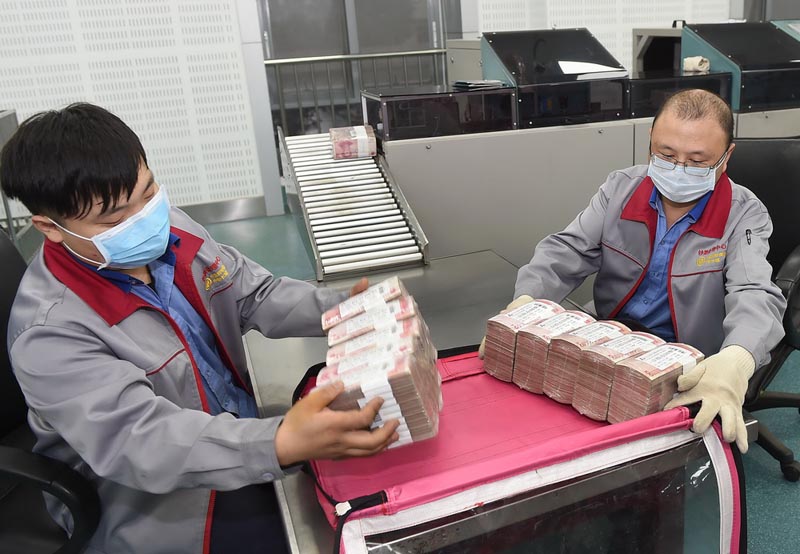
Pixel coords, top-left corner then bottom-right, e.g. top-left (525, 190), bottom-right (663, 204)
top-left (310, 214), bottom-right (406, 233)
top-left (297, 173), bottom-right (385, 186)
top-left (318, 245), bottom-right (419, 266)
top-left (285, 154), bottom-right (334, 165)
top-left (305, 194), bottom-right (394, 207)
top-left (323, 252), bottom-right (424, 275)
top-left (299, 177), bottom-right (385, 191)
top-left (303, 191), bottom-right (393, 205)
top-left (306, 198), bottom-right (396, 215)
top-left (319, 239), bottom-right (418, 260)
top-left (317, 232), bottom-right (413, 251)
top-left (286, 146), bottom-right (330, 154)
top-left (292, 159), bottom-right (374, 170)
top-left (297, 169), bottom-right (381, 183)
top-left (315, 225), bottom-right (409, 243)
top-left (309, 208), bottom-right (400, 226)
top-left (313, 221), bottom-right (408, 240)
top-left (287, 145), bottom-right (332, 155)
top-left (284, 133), bottom-right (329, 144)
top-left (302, 185), bottom-right (388, 199)
top-left (295, 164), bottom-right (378, 178)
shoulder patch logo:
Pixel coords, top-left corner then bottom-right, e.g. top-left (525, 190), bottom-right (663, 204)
top-left (202, 256), bottom-right (229, 290)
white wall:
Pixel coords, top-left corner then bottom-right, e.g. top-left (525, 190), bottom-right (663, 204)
top-left (460, 0), bottom-right (731, 69)
top-left (0, 0), bottom-right (272, 218)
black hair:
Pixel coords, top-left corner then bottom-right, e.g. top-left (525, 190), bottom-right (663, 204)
top-left (0, 103), bottom-right (147, 220)
top-left (652, 89), bottom-right (734, 147)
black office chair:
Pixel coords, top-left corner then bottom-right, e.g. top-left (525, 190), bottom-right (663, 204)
top-left (726, 138), bottom-right (800, 481)
top-left (0, 228), bottom-right (101, 553)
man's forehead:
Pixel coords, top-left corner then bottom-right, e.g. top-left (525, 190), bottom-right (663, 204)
top-left (90, 169), bottom-right (154, 215)
top-left (652, 113), bottom-right (727, 146)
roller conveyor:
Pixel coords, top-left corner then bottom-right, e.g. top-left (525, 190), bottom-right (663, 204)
top-left (279, 129), bottom-right (429, 280)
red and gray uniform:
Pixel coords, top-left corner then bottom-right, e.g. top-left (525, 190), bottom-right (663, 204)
top-left (7, 208), bottom-right (347, 554)
top-left (515, 165), bottom-right (786, 367)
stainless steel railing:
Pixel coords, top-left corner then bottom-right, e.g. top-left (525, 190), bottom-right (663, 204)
top-left (265, 49), bottom-right (447, 136)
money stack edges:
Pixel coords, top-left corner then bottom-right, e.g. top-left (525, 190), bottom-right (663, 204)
top-left (543, 321), bottom-right (631, 404)
top-left (320, 278), bottom-right (440, 448)
top-left (329, 125), bottom-right (377, 160)
top-left (571, 332), bottom-right (665, 421)
top-left (512, 311), bottom-right (597, 394)
top-left (607, 344), bottom-right (704, 424)
top-left (327, 295), bottom-right (418, 347)
top-left (483, 300), bottom-right (564, 382)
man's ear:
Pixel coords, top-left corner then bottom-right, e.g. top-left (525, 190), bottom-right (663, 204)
top-left (31, 215), bottom-right (64, 243)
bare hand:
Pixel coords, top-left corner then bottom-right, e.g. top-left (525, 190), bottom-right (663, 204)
top-left (349, 277), bottom-right (369, 297)
top-left (274, 382), bottom-right (400, 466)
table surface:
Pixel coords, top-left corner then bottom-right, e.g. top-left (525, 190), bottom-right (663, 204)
top-left (244, 250), bottom-right (519, 554)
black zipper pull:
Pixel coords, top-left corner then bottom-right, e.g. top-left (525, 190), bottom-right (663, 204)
top-left (746, 229), bottom-right (752, 245)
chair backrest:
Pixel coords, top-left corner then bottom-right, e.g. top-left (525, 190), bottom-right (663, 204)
top-left (725, 138), bottom-right (800, 274)
top-left (0, 229), bottom-right (30, 438)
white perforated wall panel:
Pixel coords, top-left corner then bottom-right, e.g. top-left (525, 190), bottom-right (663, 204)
top-left (471, 0), bottom-right (730, 70)
top-left (0, 0), bottom-right (262, 219)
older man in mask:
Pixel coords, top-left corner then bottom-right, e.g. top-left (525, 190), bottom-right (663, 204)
top-left (482, 89), bottom-right (785, 452)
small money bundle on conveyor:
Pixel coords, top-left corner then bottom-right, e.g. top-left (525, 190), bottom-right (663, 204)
top-left (319, 277), bottom-right (440, 447)
top-left (512, 311), bottom-right (597, 394)
top-left (329, 125), bottom-right (377, 160)
top-left (607, 343), bottom-right (705, 424)
top-left (542, 321), bottom-right (631, 404)
top-left (482, 300), bottom-right (564, 382)
top-left (571, 332), bottom-right (665, 421)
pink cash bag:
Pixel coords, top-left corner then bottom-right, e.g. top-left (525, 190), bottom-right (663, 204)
top-left (295, 347), bottom-right (743, 554)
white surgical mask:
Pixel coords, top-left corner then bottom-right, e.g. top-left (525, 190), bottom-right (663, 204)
top-left (50, 187), bottom-right (171, 270)
top-left (647, 152), bottom-right (727, 204)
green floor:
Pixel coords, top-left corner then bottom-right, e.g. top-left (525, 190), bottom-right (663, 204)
top-left (206, 214), bottom-right (800, 554)
top-left (205, 213), bottom-right (316, 281)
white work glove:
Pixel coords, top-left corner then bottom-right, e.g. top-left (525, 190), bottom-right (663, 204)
top-left (478, 295), bottom-right (534, 359)
top-left (664, 345), bottom-right (755, 453)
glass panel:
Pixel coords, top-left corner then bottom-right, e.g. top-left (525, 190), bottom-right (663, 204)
top-left (629, 72), bottom-right (733, 118)
top-left (367, 89), bottom-right (515, 141)
top-left (266, 0), bottom-right (347, 58)
top-left (518, 79), bottom-right (627, 128)
top-left (353, 0), bottom-right (434, 54)
top-left (364, 440), bottom-right (722, 554)
top-left (740, 69), bottom-right (800, 111)
top-left (689, 22), bottom-right (800, 70)
top-left (485, 29), bottom-right (626, 85)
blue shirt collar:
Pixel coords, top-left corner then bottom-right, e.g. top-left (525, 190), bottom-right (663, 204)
top-left (74, 233), bottom-right (181, 293)
top-left (649, 188), bottom-right (712, 224)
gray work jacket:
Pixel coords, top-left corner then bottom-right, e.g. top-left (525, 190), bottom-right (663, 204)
top-left (7, 208), bottom-right (347, 553)
top-left (515, 165), bottom-right (786, 367)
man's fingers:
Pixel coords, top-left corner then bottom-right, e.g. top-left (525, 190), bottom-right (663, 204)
top-left (691, 399), bottom-right (720, 434)
top-left (302, 382), bottom-right (345, 411)
top-left (676, 363), bottom-right (707, 391)
top-left (478, 336), bottom-right (486, 359)
top-left (338, 423), bottom-right (400, 457)
top-left (664, 389), bottom-right (701, 411)
top-left (349, 277), bottom-right (369, 297)
top-left (718, 405), bottom-right (749, 453)
top-left (329, 396), bottom-right (386, 431)
top-left (735, 414), bottom-right (749, 454)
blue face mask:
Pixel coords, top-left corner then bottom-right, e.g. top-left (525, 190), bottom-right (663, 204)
top-left (51, 187), bottom-right (171, 270)
top-left (647, 152), bottom-right (728, 204)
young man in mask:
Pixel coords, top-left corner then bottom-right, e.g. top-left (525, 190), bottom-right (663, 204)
top-left (481, 89), bottom-right (785, 452)
top-left (2, 103), bottom-right (400, 554)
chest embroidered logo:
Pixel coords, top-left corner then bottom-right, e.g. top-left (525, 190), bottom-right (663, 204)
top-left (202, 256), bottom-right (229, 290)
top-left (696, 243), bottom-right (727, 267)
